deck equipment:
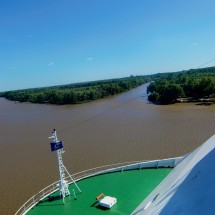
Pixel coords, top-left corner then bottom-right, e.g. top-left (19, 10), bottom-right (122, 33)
top-left (99, 196), bottom-right (117, 208)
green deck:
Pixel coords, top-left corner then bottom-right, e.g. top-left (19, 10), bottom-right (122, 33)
top-left (27, 168), bottom-right (172, 215)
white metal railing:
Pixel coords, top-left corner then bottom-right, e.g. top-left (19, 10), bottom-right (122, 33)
top-left (15, 156), bottom-right (184, 215)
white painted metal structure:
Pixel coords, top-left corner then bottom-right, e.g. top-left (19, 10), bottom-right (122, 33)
top-left (15, 157), bottom-right (182, 215)
top-left (49, 129), bottom-right (81, 203)
top-left (132, 134), bottom-right (215, 215)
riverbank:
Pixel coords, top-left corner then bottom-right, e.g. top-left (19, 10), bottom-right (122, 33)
top-left (0, 76), bottom-right (149, 105)
top-left (147, 66), bottom-right (215, 104)
top-left (177, 97), bottom-right (215, 105)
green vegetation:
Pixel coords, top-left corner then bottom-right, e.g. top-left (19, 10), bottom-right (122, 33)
top-left (0, 76), bottom-right (150, 105)
top-left (1, 66), bottom-right (215, 105)
top-left (147, 66), bottom-right (215, 104)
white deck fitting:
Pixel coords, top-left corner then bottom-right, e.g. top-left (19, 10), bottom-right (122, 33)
top-left (99, 196), bottom-right (117, 208)
top-left (132, 134), bottom-right (215, 215)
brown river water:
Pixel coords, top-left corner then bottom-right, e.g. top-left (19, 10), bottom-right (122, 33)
top-left (1, 83), bottom-right (215, 215)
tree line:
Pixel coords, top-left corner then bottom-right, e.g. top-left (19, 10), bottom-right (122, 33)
top-left (0, 76), bottom-right (150, 105)
top-left (147, 67), bottom-right (215, 104)
top-left (1, 66), bottom-right (214, 105)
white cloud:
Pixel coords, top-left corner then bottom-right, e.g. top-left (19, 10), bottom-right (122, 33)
top-left (190, 42), bottom-right (198, 47)
top-left (48, 62), bottom-right (54, 66)
top-left (86, 57), bottom-right (93, 61)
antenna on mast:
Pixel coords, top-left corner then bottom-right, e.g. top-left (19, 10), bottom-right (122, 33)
top-left (49, 129), bottom-right (81, 203)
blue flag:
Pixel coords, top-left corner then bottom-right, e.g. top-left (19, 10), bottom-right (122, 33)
top-left (50, 141), bottom-right (63, 152)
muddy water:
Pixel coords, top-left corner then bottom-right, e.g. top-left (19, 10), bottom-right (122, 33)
top-left (1, 84), bottom-right (215, 215)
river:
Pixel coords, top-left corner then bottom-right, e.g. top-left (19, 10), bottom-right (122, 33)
top-left (0, 83), bottom-right (215, 214)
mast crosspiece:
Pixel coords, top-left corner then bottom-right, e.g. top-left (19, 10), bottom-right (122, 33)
top-left (49, 129), bottom-right (81, 203)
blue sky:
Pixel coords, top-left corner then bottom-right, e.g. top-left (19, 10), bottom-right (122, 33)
top-left (1, 0), bottom-right (215, 91)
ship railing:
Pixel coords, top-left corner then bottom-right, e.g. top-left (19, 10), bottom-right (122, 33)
top-left (15, 156), bottom-right (184, 215)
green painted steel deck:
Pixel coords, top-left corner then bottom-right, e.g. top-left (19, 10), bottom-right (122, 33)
top-left (27, 168), bottom-right (172, 215)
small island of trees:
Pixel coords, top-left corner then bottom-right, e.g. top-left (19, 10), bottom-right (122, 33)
top-left (147, 66), bottom-right (215, 104)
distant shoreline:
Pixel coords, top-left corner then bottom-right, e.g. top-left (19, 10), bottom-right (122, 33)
top-left (0, 76), bottom-right (150, 105)
top-left (149, 97), bottom-right (215, 106)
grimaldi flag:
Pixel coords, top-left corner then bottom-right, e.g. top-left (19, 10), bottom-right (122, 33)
top-left (50, 141), bottom-right (63, 152)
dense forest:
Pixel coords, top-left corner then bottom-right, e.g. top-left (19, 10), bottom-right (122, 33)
top-left (0, 76), bottom-right (150, 105)
top-left (1, 66), bottom-right (215, 105)
top-left (147, 66), bottom-right (215, 104)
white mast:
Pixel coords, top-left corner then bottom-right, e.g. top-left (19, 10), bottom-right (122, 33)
top-left (49, 129), bottom-right (81, 203)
